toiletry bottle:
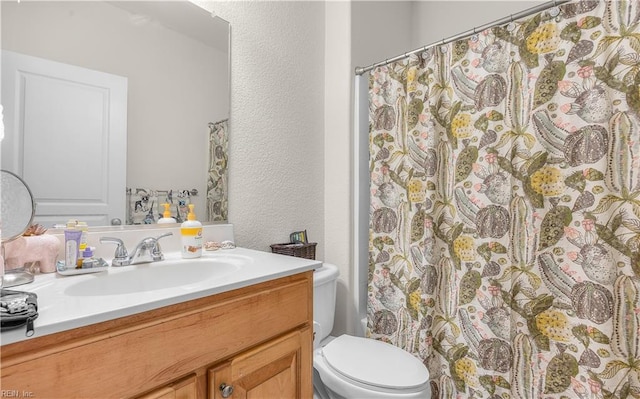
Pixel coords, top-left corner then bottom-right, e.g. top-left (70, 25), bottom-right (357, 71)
top-left (76, 221), bottom-right (89, 267)
top-left (158, 203), bottom-right (177, 224)
top-left (64, 227), bottom-right (81, 269)
top-left (77, 221), bottom-right (89, 249)
top-left (180, 204), bottom-right (202, 258)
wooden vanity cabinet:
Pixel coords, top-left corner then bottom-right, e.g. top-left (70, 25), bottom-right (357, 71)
top-left (0, 271), bottom-right (313, 399)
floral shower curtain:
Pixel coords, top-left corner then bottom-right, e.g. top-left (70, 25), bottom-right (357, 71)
top-left (367, 0), bottom-right (640, 397)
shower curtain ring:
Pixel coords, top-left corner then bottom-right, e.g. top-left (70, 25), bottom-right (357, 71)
top-left (440, 39), bottom-right (448, 53)
top-left (507, 14), bottom-right (516, 32)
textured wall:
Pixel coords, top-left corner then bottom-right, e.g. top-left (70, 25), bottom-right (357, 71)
top-left (213, 2), bottom-right (326, 254)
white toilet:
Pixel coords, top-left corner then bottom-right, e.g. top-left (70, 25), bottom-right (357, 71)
top-left (313, 263), bottom-right (431, 399)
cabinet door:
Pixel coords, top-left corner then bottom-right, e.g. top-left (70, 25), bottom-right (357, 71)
top-left (136, 374), bottom-right (198, 399)
top-left (209, 329), bottom-right (312, 399)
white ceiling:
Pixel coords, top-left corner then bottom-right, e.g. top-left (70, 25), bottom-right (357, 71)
top-left (107, 1), bottom-right (229, 53)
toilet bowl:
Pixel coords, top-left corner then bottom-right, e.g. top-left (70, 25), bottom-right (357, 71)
top-left (313, 263), bottom-right (431, 399)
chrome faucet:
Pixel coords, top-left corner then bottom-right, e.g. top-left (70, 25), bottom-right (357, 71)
top-left (100, 233), bottom-right (173, 266)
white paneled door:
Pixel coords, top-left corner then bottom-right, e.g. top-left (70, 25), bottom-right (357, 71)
top-left (1, 50), bottom-right (127, 227)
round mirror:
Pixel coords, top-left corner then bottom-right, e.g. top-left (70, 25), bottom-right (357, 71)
top-left (1, 170), bottom-right (35, 242)
top-left (1, 170), bottom-right (36, 287)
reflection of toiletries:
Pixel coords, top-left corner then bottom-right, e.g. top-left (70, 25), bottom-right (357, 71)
top-left (64, 229), bottom-right (82, 269)
top-left (144, 201), bottom-right (156, 224)
top-left (158, 203), bottom-right (177, 224)
top-left (180, 204), bottom-right (202, 259)
top-left (81, 247), bottom-right (95, 268)
top-left (77, 222), bottom-right (88, 250)
top-left (76, 221), bottom-right (89, 267)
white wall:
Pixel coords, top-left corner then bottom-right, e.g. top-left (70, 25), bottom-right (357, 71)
top-left (352, 1), bottom-right (414, 68)
top-left (213, 2), bottom-right (326, 253)
top-left (1, 1), bottom-right (228, 219)
top-left (325, 1), bottom-right (355, 336)
top-left (412, 1), bottom-right (544, 48)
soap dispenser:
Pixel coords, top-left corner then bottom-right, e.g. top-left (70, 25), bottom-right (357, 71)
top-left (180, 204), bottom-right (202, 258)
top-left (158, 203), bottom-right (177, 224)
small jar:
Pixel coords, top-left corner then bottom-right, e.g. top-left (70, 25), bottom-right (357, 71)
top-left (80, 247), bottom-right (95, 268)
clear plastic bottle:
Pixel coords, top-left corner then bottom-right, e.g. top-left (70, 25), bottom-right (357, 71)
top-left (180, 204), bottom-right (202, 258)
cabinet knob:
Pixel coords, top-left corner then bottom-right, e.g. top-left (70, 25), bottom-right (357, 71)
top-left (219, 383), bottom-right (234, 398)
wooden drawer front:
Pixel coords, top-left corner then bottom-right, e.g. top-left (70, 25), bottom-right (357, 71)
top-left (1, 276), bottom-right (311, 398)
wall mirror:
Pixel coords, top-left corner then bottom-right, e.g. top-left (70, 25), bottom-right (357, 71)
top-left (1, 0), bottom-right (230, 227)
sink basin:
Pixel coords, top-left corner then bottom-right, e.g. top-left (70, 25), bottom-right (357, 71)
top-left (64, 256), bottom-right (243, 296)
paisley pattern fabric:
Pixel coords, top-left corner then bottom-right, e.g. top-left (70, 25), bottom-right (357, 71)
top-left (367, 1), bottom-right (640, 397)
top-left (207, 119), bottom-right (229, 222)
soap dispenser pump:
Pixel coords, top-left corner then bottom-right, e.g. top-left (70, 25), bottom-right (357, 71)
top-left (180, 204), bottom-right (202, 258)
top-left (158, 203), bottom-right (177, 224)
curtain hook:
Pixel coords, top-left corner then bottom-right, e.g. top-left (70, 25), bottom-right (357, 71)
top-left (471, 26), bottom-right (479, 41)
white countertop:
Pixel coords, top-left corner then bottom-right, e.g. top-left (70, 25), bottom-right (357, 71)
top-left (1, 248), bottom-right (321, 346)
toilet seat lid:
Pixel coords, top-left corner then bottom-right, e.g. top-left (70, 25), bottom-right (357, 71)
top-left (322, 335), bottom-right (429, 390)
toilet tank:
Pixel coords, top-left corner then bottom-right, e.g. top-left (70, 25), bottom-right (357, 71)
top-left (313, 263), bottom-right (339, 343)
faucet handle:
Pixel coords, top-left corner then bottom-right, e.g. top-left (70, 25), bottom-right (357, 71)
top-left (150, 232), bottom-right (173, 261)
top-left (100, 237), bottom-right (130, 266)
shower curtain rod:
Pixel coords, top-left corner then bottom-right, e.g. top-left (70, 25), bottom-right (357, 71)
top-left (354, 0), bottom-right (571, 75)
